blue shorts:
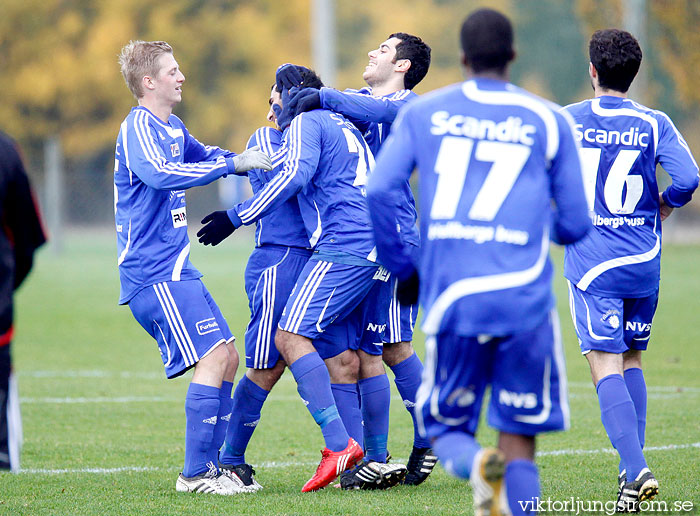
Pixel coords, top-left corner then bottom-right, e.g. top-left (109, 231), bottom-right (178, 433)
top-left (567, 282), bottom-right (658, 355)
top-left (279, 259), bottom-right (390, 358)
top-left (416, 309), bottom-right (569, 439)
top-left (244, 245), bottom-right (312, 369)
top-left (383, 276), bottom-right (417, 344)
top-left (129, 280), bottom-right (234, 379)
top-left (346, 273), bottom-right (392, 356)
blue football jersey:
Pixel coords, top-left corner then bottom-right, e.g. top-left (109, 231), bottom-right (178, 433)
top-left (114, 106), bottom-right (236, 303)
top-left (367, 78), bottom-right (590, 336)
top-left (562, 96), bottom-right (699, 297)
top-left (321, 87), bottom-right (420, 248)
top-left (245, 127), bottom-right (310, 249)
top-left (230, 109), bottom-right (378, 265)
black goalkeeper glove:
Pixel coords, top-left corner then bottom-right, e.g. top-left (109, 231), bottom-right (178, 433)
top-left (396, 270), bottom-right (420, 306)
top-left (197, 211), bottom-right (236, 246)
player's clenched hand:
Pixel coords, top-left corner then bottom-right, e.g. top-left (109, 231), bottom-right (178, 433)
top-left (659, 192), bottom-right (674, 221)
top-left (289, 88), bottom-right (321, 117)
top-left (233, 146), bottom-right (272, 173)
top-left (396, 269), bottom-right (420, 306)
top-left (197, 211), bottom-right (236, 246)
top-left (276, 63), bottom-right (304, 91)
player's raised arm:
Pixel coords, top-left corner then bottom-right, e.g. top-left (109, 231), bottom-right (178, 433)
top-left (317, 87), bottom-right (413, 124)
top-left (122, 113), bottom-right (237, 190)
top-left (548, 111), bottom-right (591, 245)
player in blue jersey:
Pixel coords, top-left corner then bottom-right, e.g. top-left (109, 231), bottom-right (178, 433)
top-left (199, 64), bottom-right (409, 492)
top-left (114, 40), bottom-right (272, 496)
top-left (285, 33), bottom-right (437, 487)
top-left (366, 9), bottom-right (591, 515)
top-left (562, 29), bottom-right (699, 511)
top-left (216, 72), bottom-right (365, 491)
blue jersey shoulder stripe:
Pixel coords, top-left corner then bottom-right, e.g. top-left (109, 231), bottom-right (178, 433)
top-left (589, 98), bottom-right (659, 155)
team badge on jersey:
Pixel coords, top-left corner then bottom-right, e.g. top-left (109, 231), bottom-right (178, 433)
top-left (171, 207), bottom-right (187, 228)
top-left (170, 142), bottom-right (180, 157)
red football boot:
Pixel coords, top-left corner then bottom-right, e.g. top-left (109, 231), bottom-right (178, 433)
top-left (301, 438), bottom-right (364, 492)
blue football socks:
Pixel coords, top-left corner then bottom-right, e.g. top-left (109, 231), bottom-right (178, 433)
top-left (596, 374), bottom-right (647, 480)
top-left (212, 380), bottom-right (233, 457)
top-left (624, 367), bottom-right (647, 449)
top-left (505, 459), bottom-right (540, 515)
top-left (432, 431), bottom-right (481, 479)
top-left (389, 353), bottom-right (431, 449)
top-left (290, 352), bottom-right (349, 452)
top-left (332, 383), bottom-right (363, 449)
top-left (183, 382), bottom-right (221, 478)
top-left (359, 374), bottom-right (391, 462)
top-left (219, 375), bottom-right (269, 466)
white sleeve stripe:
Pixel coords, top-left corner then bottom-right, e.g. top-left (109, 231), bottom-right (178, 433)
top-left (238, 116), bottom-right (303, 222)
top-left (656, 111), bottom-right (698, 169)
top-left (133, 111), bottom-right (225, 177)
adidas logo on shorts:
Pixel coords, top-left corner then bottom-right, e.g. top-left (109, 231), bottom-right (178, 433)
top-left (202, 416), bottom-right (218, 425)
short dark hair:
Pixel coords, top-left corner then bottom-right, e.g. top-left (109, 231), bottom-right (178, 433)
top-left (589, 29), bottom-right (642, 93)
top-left (388, 32), bottom-right (431, 90)
top-left (296, 65), bottom-right (324, 90)
top-left (459, 8), bottom-right (515, 74)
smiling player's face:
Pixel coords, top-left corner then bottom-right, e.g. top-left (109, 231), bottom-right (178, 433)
top-left (150, 53), bottom-right (185, 106)
top-left (363, 37), bottom-right (401, 87)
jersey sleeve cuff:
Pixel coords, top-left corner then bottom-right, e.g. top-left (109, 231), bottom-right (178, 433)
top-left (662, 186), bottom-right (693, 208)
top-left (227, 208), bottom-right (242, 228)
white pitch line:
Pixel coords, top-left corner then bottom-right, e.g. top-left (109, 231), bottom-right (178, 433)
top-left (20, 396), bottom-right (176, 404)
top-left (17, 442), bottom-right (700, 475)
top-left (568, 381), bottom-right (700, 393)
top-left (536, 441), bottom-right (700, 457)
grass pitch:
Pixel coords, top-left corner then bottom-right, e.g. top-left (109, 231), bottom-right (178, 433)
top-left (2, 229), bottom-right (698, 515)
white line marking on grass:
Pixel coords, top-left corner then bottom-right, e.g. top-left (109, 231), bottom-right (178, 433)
top-left (20, 370), bottom-right (162, 379)
top-left (568, 381), bottom-right (700, 393)
top-left (19, 443), bottom-right (700, 475)
top-left (536, 441), bottom-right (700, 457)
top-left (20, 466), bottom-right (161, 474)
top-left (20, 396), bottom-right (176, 404)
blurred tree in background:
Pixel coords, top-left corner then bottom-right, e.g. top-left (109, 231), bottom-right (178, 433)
top-left (0, 0), bottom-right (698, 227)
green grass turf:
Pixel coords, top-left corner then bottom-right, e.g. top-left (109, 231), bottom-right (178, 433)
top-left (1, 229), bottom-right (698, 515)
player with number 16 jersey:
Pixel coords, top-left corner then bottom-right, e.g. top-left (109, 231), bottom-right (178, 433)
top-left (563, 94), bottom-right (699, 297)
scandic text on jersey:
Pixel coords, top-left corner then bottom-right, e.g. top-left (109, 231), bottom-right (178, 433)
top-left (430, 111), bottom-right (535, 146)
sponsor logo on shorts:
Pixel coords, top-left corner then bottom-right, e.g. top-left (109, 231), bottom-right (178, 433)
top-left (171, 206), bottom-right (187, 228)
top-left (498, 389), bottom-right (538, 409)
top-left (601, 309), bottom-right (621, 330)
top-left (366, 322), bottom-right (386, 333)
top-left (626, 321), bottom-right (652, 332)
top-left (196, 318), bottom-right (220, 335)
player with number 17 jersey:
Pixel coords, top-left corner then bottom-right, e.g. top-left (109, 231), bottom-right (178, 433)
top-left (369, 78), bottom-right (590, 337)
top-left (562, 97), bottom-right (699, 297)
